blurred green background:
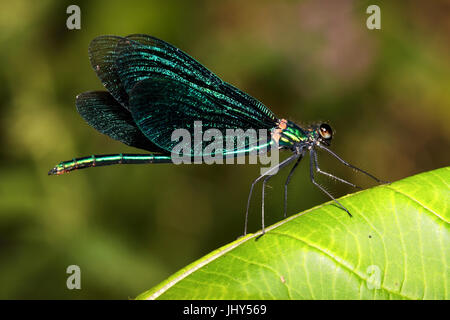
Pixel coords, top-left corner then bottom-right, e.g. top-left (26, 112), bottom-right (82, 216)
top-left (0, 0), bottom-right (448, 299)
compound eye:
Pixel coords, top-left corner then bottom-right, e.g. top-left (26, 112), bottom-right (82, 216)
top-left (319, 123), bottom-right (332, 140)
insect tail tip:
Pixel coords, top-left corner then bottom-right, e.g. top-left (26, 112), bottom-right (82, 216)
top-left (48, 166), bottom-right (60, 175)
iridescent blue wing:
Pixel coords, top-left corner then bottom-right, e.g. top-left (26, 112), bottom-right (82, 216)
top-left (86, 34), bottom-right (277, 155)
top-left (76, 91), bottom-right (167, 153)
top-left (88, 36), bottom-right (130, 108)
top-left (112, 34), bottom-right (277, 128)
top-left (129, 78), bottom-right (274, 156)
top-left (88, 34), bottom-right (223, 110)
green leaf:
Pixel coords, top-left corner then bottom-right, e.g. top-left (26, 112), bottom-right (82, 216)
top-left (137, 167), bottom-right (449, 300)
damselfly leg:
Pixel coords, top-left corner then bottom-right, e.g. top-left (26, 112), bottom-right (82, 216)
top-left (318, 145), bottom-right (388, 184)
top-left (309, 149), bottom-right (352, 217)
top-left (244, 153), bottom-right (300, 236)
top-left (312, 149), bottom-right (362, 189)
top-left (283, 155), bottom-right (303, 218)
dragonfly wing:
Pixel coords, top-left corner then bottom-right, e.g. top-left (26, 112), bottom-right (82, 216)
top-left (88, 34), bottom-right (218, 110)
top-left (115, 34), bottom-right (221, 93)
top-left (86, 34), bottom-right (277, 155)
top-left (76, 91), bottom-right (167, 153)
top-left (113, 34), bottom-right (277, 127)
top-left (129, 78), bottom-right (275, 156)
top-left (88, 35), bottom-right (130, 108)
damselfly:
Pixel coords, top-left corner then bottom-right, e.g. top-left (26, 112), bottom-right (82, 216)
top-left (49, 34), bottom-right (386, 236)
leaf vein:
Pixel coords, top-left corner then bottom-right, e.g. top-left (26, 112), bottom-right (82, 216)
top-left (269, 230), bottom-right (415, 300)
